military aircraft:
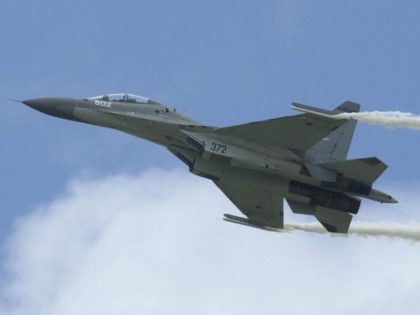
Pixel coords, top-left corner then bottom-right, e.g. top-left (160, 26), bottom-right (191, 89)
top-left (21, 93), bottom-right (397, 233)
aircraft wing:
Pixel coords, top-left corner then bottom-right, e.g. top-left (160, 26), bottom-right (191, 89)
top-left (215, 179), bottom-right (284, 229)
top-left (212, 103), bottom-right (354, 151)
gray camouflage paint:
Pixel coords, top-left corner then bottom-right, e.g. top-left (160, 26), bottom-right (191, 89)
top-left (22, 94), bottom-right (397, 233)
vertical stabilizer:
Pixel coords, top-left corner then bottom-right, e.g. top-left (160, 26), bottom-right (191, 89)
top-left (305, 101), bottom-right (360, 162)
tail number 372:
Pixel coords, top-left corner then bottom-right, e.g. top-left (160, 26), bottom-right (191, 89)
top-left (210, 142), bottom-right (227, 154)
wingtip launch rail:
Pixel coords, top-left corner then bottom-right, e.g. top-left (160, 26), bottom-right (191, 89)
top-left (292, 101), bottom-right (361, 119)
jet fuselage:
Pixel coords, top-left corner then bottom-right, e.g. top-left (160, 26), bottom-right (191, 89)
top-left (21, 94), bottom-right (397, 233)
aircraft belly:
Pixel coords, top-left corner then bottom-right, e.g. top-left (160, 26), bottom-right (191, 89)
top-left (191, 157), bottom-right (290, 195)
top-left (191, 157), bottom-right (361, 214)
top-left (187, 136), bottom-right (381, 204)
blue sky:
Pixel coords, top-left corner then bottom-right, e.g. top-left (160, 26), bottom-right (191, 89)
top-left (1, 1), bottom-right (420, 314)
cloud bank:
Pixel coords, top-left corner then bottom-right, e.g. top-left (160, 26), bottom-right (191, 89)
top-left (1, 169), bottom-right (420, 315)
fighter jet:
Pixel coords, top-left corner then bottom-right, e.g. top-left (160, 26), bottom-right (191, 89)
top-left (21, 94), bottom-right (397, 233)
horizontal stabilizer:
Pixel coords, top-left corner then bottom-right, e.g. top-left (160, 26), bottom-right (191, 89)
top-left (321, 157), bottom-right (388, 184)
top-left (314, 207), bottom-right (353, 234)
top-left (287, 200), bottom-right (315, 215)
top-left (287, 200), bottom-right (353, 233)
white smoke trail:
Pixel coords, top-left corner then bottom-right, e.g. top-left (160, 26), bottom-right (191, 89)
top-left (335, 111), bottom-right (420, 130)
top-left (284, 222), bottom-right (420, 242)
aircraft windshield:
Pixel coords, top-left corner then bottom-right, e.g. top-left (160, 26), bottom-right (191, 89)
top-left (89, 93), bottom-right (151, 104)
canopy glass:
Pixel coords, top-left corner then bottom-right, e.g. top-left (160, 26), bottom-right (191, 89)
top-left (89, 93), bottom-right (150, 104)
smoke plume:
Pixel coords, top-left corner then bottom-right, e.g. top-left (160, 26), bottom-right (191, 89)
top-left (335, 111), bottom-right (420, 129)
top-left (285, 222), bottom-right (420, 242)
top-left (1, 169), bottom-right (420, 315)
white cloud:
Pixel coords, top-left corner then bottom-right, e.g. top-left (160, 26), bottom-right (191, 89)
top-left (1, 168), bottom-right (420, 315)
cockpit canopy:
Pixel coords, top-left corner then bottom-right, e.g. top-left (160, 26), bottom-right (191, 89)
top-left (88, 93), bottom-right (156, 104)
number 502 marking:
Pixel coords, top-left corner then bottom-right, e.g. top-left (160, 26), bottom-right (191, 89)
top-left (210, 142), bottom-right (227, 154)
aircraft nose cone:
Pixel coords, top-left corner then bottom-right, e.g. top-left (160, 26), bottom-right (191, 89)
top-left (22, 98), bottom-right (51, 111)
top-left (388, 196), bottom-right (398, 203)
top-left (22, 97), bottom-right (78, 121)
